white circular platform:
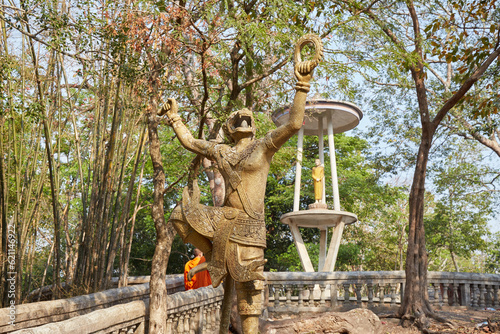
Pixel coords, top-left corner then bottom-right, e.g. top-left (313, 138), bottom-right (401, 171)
top-left (272, 99), bottom-right (363, 136)
top-left (280, 209), bottom-right (357, 230)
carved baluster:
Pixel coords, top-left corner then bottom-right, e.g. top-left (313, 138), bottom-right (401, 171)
top-left (285, 284), bottom-right (292, 306)
top-left (366, 283), bottom-right (373, 307)
top-left (216, 301), bottom-right (222, 324)
top-left (452, 284), bottom-right (459, 306)
top-left (442, 284), bottom-right (449, 306)
top-left (268, 284), bottom-right (275, 306)
top-left (192, 309), bottom-right (198, 334)
top-left (385, 284), bottom-right (391, 306)
top-left (214, 302), bottom-right (219, 331)
top-left (479, 284), bottom-right (486, 308)
top-left (297, 285), bottom-right (304, 307)
top-left (433, 283), bottom-right (440, 306)
top-left (471, 284), bottom-right (478, 308)
top-left (379, 284), bottom-right (385, 306)
top-left (390, 284), bottom-right (397, 306)
top-left (200, 306), bottom-right (207, 333)
top-left (273, 284), bottom-right (281, 307)
top-left (177, 312), bottom-right (185, 333)
top-left (343, 283), bottom-right (351, 305)
top-left (355, 284), bottom-right (362, 305)
top-left (486, 285), bottom-right (493, 307)
top-left (493, 285), bottom-right (499, 308)
top-left (319, 284), bottom-right (326, 305)
top-left (184, 310), bottom-right (194, 334)
top-left (307, 284), bottom-right (314, 306)
top-left (166, 314), bottom-right (174, 334)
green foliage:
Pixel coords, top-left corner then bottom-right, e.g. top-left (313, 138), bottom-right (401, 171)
top-left (485, 232), bottom-right (500, 274)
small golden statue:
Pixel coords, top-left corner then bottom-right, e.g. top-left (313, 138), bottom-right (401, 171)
top-left (161, 34), bottom-right (322, 333)
top-left (312, 159), bottom-right (324, 203)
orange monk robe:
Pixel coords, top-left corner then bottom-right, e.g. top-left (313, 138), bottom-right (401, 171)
top-left (184, 256), bottom-right (212, 290)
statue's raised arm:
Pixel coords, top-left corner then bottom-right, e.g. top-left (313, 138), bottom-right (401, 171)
top-left (159, 98), bottom-right (213, 157)
top-left (268, 34), bottom-right (323, 150)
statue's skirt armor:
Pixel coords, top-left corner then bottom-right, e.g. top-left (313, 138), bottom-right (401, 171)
top-left (170, 202), bottom-right (266, 287)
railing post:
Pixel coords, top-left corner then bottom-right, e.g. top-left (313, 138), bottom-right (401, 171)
top-left (379, 284), bottom-right (385, 306)
top-left (389, 284), bottom-right (395, 306)
top-left (166, 314), bottom-right (174, 334)
top-left (320, 284), bottom-right (326, 305)
top-left (216, 301), bottom-right (222, 327)
top-left (452, 284), bottom-right (459, 307)
top-left (330, 283), bottom-right (337, 308)
top-left (493, 285), bottom-right (499, 308)
top-left (433, 283), bottom-right (440, 306)
top-left (486, 285), bottom-right (493, 307)
top-left (307, 284), bottom-right (315, 306)
top-left (479, 284), bottom-right (486, 308)
top-left (273, 284), bottom-right (281, 307)
top-left (298, 284), bottom-right (304, 307)
top-left (177, 312), bottom-right (185, 333)
top-left (461, 283), bottom-right (470, 307)
top-left (184, 310), bottom-right (193, 334)
top-left (202, 306), bottom-right (208, 333)
top-left (285, 284), bottom-right (292, 306)
top-left (355, 284), bottom-right (362, 306)
top-left (443, 284), bottom-right (449, 307)
top-left (472, 284), bottom-right (479, 308)
top-left (343, 283), bottom-right (350, 305)
top-left (367, 283), bottom-right (374, 307)
top-left (400, 282), bottom-right (405, 305)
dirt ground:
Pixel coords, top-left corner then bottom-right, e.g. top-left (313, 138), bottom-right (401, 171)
top-left (377, 308), bottom-right (500, 334)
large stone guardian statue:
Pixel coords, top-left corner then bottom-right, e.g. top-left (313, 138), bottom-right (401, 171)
top-left (161, 34), bottom-right (323, 333)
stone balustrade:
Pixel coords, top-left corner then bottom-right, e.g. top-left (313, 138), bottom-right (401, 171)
top-left (265, 271), bottom-right (500, 314)
top-left (26, 276), bottom-right (154, 302)
top-left (10, 285), bottom-right (224, 334)
top-left (3, 271), bottom-right (499, 333)
top-left (0, 275), bottom-right (184, 334)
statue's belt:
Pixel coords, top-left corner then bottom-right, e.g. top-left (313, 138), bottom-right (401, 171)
top-left (182, 204), bottom-right (266, 286)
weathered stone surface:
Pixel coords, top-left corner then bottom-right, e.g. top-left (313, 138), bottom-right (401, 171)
top-left (260, 308), bottom-right (381, 334)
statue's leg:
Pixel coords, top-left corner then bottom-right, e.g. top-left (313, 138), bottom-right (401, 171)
top-left (235, 280), bottom-right (264, 333)
top-left (233, 245), bottom-right (265, 334)
top-left (169, 205), bottom-right (212, 256)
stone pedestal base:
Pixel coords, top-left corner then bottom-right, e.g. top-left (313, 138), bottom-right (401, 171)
top-left (308, 202), bottom-right (328, 210)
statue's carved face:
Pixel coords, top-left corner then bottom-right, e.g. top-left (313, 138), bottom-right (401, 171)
top-left (224, 108), bottom-right (256, 141)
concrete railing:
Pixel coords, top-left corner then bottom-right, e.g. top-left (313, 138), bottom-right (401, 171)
top-left (0, 275), bottom-right (184, 334)
top-left (3, 271), bottom-right (499, 333)
top-left (265, 271), bottom-right (500, 314)
top-left (26, 276), bottom-right (153, 302)
top-left (11, 285), bottom-right (225, 334)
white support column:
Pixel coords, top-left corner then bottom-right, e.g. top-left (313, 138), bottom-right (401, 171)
top-left (318, 229), bottom-right (327, 271)
top-left (318, 115), bottom-right (327, 271)
top-left (293, 127), bottom-right (304, 212)
top-left (318, 116), bottom-right (326, 203)
top-left (322, 219), bottom-right (345, 272)
top-left (289, 223), bottom-right (315, 272)
top-left (327, 114), bottom-right (340, 211)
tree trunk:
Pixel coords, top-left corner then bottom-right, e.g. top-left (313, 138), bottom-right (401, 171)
top-left (399, 129), bottom-right (434, 323)
top-left (120, 147), bottom-right (147, 287)
top-left (146, 71), bottom-right (176, 333)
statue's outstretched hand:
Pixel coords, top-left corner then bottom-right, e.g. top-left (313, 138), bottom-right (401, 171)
top-left (294, 60), bottom-right (317, 84)
top-left (293, 34), bottom-right (323, 89)
top-left (159, 98), bottom-right (180, 124)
